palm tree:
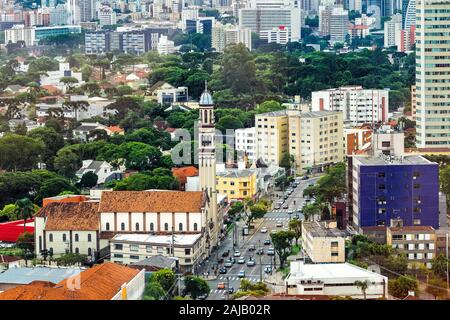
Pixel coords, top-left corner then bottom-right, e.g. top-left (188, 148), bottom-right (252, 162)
top-left (354, 280), bottom-right (371, 300)
top-left (14, 198), bottom-right (35, 233)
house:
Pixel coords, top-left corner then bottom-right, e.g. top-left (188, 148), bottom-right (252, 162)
top-left (0, 266), bottom-right (83, 292)
top-left (147, 81), bottom-right (188, 105)
top-left (0, 255), bottom-right (22, 270)
top-left (73, 122), bottom-right (114, 142)
top-left (34, 201), bottom-right (102, 260)
top-left (42, 194), bottom-right (90, 208)
top-left (172, 166), bottom-right (199, 191)
top-left (40, 61), bottom-right (84, 94)
top-left (0, 262), bottom-right (145, 300)
top-left (8, 119), bottom-right (41, 132)
top-left (285, 261), bottom-right (388, 299)
top-left (76, 160), bottom-right (123, 185)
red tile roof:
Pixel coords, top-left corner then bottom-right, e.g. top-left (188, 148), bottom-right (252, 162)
top-left (107, 126), bottom-right (124, 134)
top-left (0, 219), bottom-right (34, 243)
top-left (98, 190), bottom-right (205, 213)
top-left (36, 202), bottom-right (100, 231)
top-left (172, 166), bottom-right (199, 185)
top-left (0, 263), bottom-right (140, 300)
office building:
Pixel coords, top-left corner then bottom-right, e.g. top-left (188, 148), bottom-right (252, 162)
top-left (402, 0), bottom-right (416, 30)
top-left (211, 23), bottom-right (252, 52)
top-left (85, 31), bottom-right (110, 54)
top-left (78, 0), bottom-right (95, 22)
top-left (262, 26), bottom-right (290, 44)
top-left (319, 4), bottom-right (332, 36)
top-left (157, 35), bottom-right (176, 54)
top-left (285, 261), bottom-right (388, 298)
top-left (311, 86), bottom-right (389, 125)
top-left (301, 221), bottom-right (347, 263)
top-left (329, 6), bottom-right (349, 44)
top-left (350, 155), bottom-right (439, 231)
top-left (98, 6), bottom-right (117, 26)
top-left (415, 0), bottom-right (450, 148)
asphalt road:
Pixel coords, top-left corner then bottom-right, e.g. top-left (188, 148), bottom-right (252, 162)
top-left (204, 176), bottom-right (321, 300)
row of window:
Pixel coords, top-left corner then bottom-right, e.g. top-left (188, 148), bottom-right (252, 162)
top-left (105, 222), bottom-right (198, 232)
top-left (48, 233), bottom-right (92, 242)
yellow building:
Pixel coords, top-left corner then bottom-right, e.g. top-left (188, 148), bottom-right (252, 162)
top-left (216, 169), bottom-right (257, 200)
top-left (255, 111), bottom-right (289, 166)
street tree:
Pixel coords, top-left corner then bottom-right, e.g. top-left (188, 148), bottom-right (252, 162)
top-left (270, 230), bottom-right (295, 269)
top-left (183, 276), bottom-right (210, 299)
top-left (388, 276), bottom-right (419, 299)
top-left (151, 269), bottom-right (177, 294)
top-left (288, 219), bottom-right (302, 246)
top-left (431, 254), bottom-right (450, 279)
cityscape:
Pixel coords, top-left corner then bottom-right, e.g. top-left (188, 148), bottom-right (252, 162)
top-left (0, 0), bottom-right (448, 304)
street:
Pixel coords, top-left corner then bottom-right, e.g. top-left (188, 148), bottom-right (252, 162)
top-left (203, 176), bottom-right (321, 300)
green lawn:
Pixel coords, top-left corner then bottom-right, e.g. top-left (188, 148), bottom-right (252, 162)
top-left (290, 244), bottom-right (301, 256)
top-left (0, 248), bottom-right (23, 256)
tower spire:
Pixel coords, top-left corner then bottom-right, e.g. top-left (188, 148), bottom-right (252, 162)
top-left (205, 80), bottom-right (208, 92)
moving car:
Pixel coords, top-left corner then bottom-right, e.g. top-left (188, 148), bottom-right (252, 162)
top-left (233, 250), bottom-right (241, 257)
top-left (217, 282), bottom-right (226, 289)
top-left (282, 203), bottom-right (289, 209)
top-left (276, 222), bottom-right (283, 227)
top-left (264, 266), bottom-right (272, 273)
top-left (260, 227), bottom-right (268, 233)
top-left (263, 239), bottom-right (271, 245)
top-left (267, 248), bottom-right (275, 256)
top-left (219, 267), bottom-right (227, 274)
top-left (221, 250), bottom-right (229, 257)
top-left (238, 271), bottom-right (246, 278)
top-left (256, 248), bottom-right (264, 255)
top-left (274, 203), bottom-right (281, 210)
top-left (224, 261), bottom-right (232, 268)
top-left (247, 258), bottom-right (255, 267)
top-left (228, 287), bottom-right (234, 294)
top-left (238, 257), bottom-right (245, 264)
top-left (248, 244), bottom-right (256, 251)
top-left (302, 175), bottom-right (309, 180)
top-left (197, 293), bottom-right (208, 300)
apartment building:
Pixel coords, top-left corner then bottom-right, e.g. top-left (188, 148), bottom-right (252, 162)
top-left (387, 226), bottom-right (436, 269)
top-left (311, 86), bottom-right (389, 125)
top-left (216, 169), bottom-right (258, 200)
top-left (211, 23), bottom-right (252, 52)
top-left (110, 233), bottom-right (204, 272)
top-left (384, 13), bottom-right (402, 48)
top-left (235, 127), bottom-right (257, 163)
top-left (329, 6), bottom-right (349, 44)
top-left (344, 127), bottom-right (372, 156)
top-left (98, 5), bottom-right (117, 26)
top-left (301, 221), bottom-right (347, 263)
top-left (350, 155), bottom-right (439, 231)
top-left (255, 111), bottom-right (289, 167)
top-left (262, 26), bottom-right (290, 45)
top-left (85, 31), bottom-right (110, 55)
top-left (415, 0), bottom-right (450, 148)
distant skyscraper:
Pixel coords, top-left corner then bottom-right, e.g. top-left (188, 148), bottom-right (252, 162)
top-left (402, 0), bottom-right (415, 29)
top-left (66, 0), bottom-right (80, 25)
top-left (77, 0), bottom-right (95, 22)
top-left (415, 0), bottom-right (450, 148)
top-left (329, 5), bottom-right (349, 44)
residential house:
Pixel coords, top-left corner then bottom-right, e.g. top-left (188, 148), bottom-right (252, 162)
top-left (147, 81), bottom-right (188, 106)
top-left (73, 122), bottom-right (116, 142)
top-left (172, 166), bottom-right (199, 191)
top-left (76, 160), bottom-right (123, 185)
top-left (216, 169), bottom-right (258, 201)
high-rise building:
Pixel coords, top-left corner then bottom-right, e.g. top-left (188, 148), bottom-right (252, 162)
top-left (311, 86), bottom-right (389, 125)
top-left (262, 26), bottom-right (290, 44)
top-left (402, 0), bottom-right (416, 30)
top-left (415, 0), bottom-right (450, 148)
top-left (318, 4), bottom-right (332, 36)
top-left (384, 13), bottom-right (402, 48)
top-left (66, 0), bottom-right (80, 25)
top-left (211, 23), bottom-right (252, 52)
top-left (49, 4), bottom-right (70, 26)
top-left (98, 5), bottom-right (117, 26)
top-left (5, 24), bottom-right (35, 46)
top-left (78, 0), bottom-right (95, 22)
top-left (329, 5), bottom-right (349, 44)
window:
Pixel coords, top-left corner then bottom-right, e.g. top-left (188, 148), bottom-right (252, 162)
top-left (121, 222), bottom-right (125, 231)
top-left (185, 249), bottom-right (191, 255)
top-left (179, 223), bottom-right (183, 231)
top-left (146, 245), bottom-right (152, 253)
top-left (150, 223), bottom-right (154, 231)
top-left (49, 248), bottom-right (53, 255)
top-left (62, 234), bottom-right (67, 242)
top-left (113, 254), bottom-right (123, 258)
top-left (414, 184), bottom-right (421, 189)
top-left (381, 141), bottom-right (390, 148)
top-left (74, 234), bottom-right (79, 242)
top-left (164, 223), bottom-right (169, 231)
top-left (157, 247), bottom-right (163, 254)
top-left (135, 223), bottom-right (140, 231)
top-left (87, 248), bottom-right (92, 256)
top-left (130, 255), bottom-right (140, 260)
top-left (75, 247), bottom-right (79, 254)
top-left (49, 234), bottom-right (53, 242)
top-left (414, 219), bottom-right (421, 225)
top-left (331, 252), bottom-right (339, 256)
top-left (114, 244), bottom-right (123, 250)
top-left (130, 244), bottom-right (139, 252)
top-left (378, 184), bottom-right (386, 190)
top-left (105, 222), bottom-right (110, 231)
top-left (88, 234), bottom-right (92, 242)
top-left (378, 172), bottom-right (385, 178)
top-left (193, 223), bottom-right (198, 231)
top-left (331, 242), bottom-right (339, 247)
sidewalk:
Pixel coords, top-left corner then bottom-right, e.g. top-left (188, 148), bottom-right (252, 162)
top-left (264, 271), bottom-right (286, 294)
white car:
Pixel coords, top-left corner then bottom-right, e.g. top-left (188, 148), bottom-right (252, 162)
top-left (233, 250), bottom-right (241, 257)
top-left (260, 227), bottom-right (268, 233)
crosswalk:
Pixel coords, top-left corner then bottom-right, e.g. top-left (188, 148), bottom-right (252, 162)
top-left (265, 217), bottom-right (290, 221)
top-left (217, 276), bottom-right (260, 282)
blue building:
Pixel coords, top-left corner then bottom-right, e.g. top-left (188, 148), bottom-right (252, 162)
top-left (351, 155), bottom-right (439, 231)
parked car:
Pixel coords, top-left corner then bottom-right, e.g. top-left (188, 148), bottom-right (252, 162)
top-left (224, 261), bottom-right (232, 268)
top-left (238, 257), bottom-right (245, 264)
top-left (238, 271), bottom-right (246, 278)
top-left (264, 266), bottom-right (272, 273)
top-left (260, 227), bottom-right (268, 233)
top-left (247, 258), bottom-right (255, 267)
top-left (219, 267), bottom-right (227, 274)
top-left (256, 248), bottom-right (264, 255)
top-left (263, 239), bottom-right (271, 245)
top-left (217, 282), bottom-right (226, 289)
top-left (233, 250), bottom-right (241, 257)
top-left (274, 203), bottom-right (281, 210)
top-left (197, 293), bottom-right (208, 300)
top-left (267, 248), bottom-right (275, 256)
